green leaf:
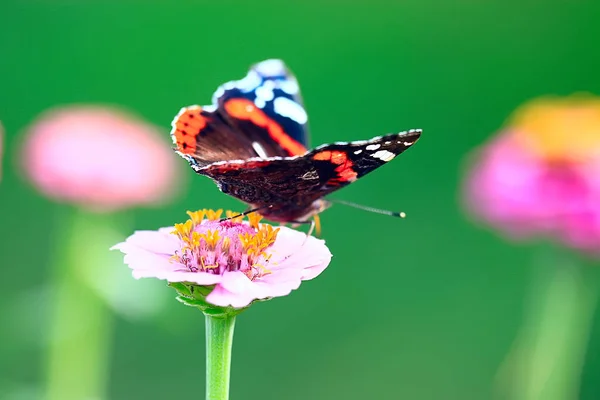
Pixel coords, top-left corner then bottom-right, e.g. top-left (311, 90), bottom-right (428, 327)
top-left (168, 282), bottom-right (192, 296)
top-left (191, 284), bottom-right (215, 297)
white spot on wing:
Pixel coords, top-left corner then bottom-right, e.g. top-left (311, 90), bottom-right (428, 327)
top-left (254, 59), bottom-right (287, 77)
top-left (254, 80), bottom-right (275, 109)
top-left (255, 85), bottom-right (275, 102)
top-left (236, 70), bottom-right (261, 91)
top-left (273, 97), bottom-right (308, 124)
top-left (371, 150), bottom-right (396, 162)
top-left (252, 142), bottom-right (268, 158)
top-left (280, 80), bottom-right (299, 95)
top-left (366, 144), bottom-right (381, 151)
top-left (354, 149), bottom-right (362, 155)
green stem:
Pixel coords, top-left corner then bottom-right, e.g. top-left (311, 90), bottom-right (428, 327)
top-left (496, 248), bottom-right (599, 400)
top-left (205, 315), bottom-right (236, 400)
top-left (46, 208), bottom-right (124, 400)
top-left (46, 267), bottom-right (112, 400)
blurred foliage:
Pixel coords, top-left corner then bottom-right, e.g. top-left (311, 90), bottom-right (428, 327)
top-left (1, 1), bottom-right (600, 399)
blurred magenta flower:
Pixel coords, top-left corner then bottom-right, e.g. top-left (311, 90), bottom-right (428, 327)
top-left (112, 209), bottom-right (332, 308)
top-left (464, 95), bottom-right (600, 254)
top-left (21, 105), bottom-right (178, 211)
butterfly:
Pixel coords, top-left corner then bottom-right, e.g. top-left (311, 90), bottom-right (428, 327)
top-left (171, 59), bottom-right (422, 225)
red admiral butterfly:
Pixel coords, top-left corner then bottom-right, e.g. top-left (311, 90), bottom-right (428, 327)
top-left (171, 59), bottom-right (422, 224)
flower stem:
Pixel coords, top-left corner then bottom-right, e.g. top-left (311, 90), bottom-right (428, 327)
top-left (205, 315), bottom-right (236, 400)
top-left (46, 268), bottom-right (112, 400)
top-left (496, 246), bottom-right (599, 400)
top-left (46, 209), bottom-right (116, 400)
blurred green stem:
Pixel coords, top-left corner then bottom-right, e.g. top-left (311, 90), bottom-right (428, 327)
top-left (46, 209), bottom-right (118, 400)
top-left (498, 247), bottom-right (598, 400)
top-left (206, 315), bottom-right (236, 400)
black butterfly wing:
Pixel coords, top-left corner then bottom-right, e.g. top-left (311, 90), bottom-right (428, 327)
top-left (198, 130), bottom-right (422, 221)
top-left (171, 59), bottom-right (310, 170)
top-left (304, 129), bottom-right (422, 196)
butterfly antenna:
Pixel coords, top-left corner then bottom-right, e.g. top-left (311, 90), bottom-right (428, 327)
top-left (331, 199), bottom-right (406, 218)
top-left (219, 205), bottom-right (273, 222)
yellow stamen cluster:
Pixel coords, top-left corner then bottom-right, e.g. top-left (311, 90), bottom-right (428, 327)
top-left (247, 212), bottom-right (262, 229)
top-left (199, 229), bottom-right (222, 249)
top-left (187, 210), bottom-right (206, 225)
top-left (173, 220), bottom-right (193, 238)
top-left (238, 224), bottom-right (279, 276)
top-left (239, 223), bottom-right (279, 256)
top-left (170, 209), bottom-right (279, 277)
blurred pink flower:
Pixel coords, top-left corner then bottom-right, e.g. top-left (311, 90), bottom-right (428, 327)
top-left (464, 95), bottom-right (600, 254)
top-left (21, 105), bottom-right (179, 211)
top-left (112, 210), bottom-right (332, 308)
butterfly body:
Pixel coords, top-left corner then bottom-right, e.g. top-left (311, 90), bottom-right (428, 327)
top-left (171, 59), bottom-right (422, 223)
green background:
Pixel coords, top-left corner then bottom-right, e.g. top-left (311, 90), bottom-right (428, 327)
top-left (2, 1), bottom-right (600, 399)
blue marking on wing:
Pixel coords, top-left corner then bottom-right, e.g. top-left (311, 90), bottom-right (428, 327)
top-left (211, 59), bottom-right (310, 148)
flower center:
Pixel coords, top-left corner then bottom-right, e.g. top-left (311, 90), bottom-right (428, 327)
top-left (510, 96), bottom-right (600, 163)
top-left (171, 209), bottom-right (279, 280)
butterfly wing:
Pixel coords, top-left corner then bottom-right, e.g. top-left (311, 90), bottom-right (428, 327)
top-left (199, 130), bottom-right (422, 221)
top-left (171, 106), bottom-right (258, 169)
top-left (171, 59), bottom-right (309, 169)
top-left (305, 129), bottom-right (422, 195)
top-left (213, 59), bottom-right (310, 154)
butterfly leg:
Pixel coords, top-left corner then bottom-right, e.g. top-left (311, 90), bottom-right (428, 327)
top-left (287, 215), bottom-right (321, 238)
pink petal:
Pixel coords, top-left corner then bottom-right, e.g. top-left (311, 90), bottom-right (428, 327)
top-left (252, 269), bottom-right (305, 298)
top-left (300, 262), bottom-right (331, 280)
top-left (271, 230), bottom-right (331, 269)
top-left (207, 284), bottom-right (256, 308)
top-left (111, 228), bottom-right (180, 255)
top-left (269, 230), bottom-right (332, 280)
top-left (268, 227), bottom-right (309, 263)
top-left (136, 270), bottom-right (223, 286)
top-left (121, 248), bottom-right (176, 273)
top-left (218, 271), bottom-right (258, 295)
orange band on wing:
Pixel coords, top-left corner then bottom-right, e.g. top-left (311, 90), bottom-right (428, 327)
top-left (312, 150), bottom-right (358, 184)
top-left (224, 99), bottom-right (307, 156)
top-left (313, 150), bottom-right (346, 163)
top-left (172, 106), bottom-right (208, 155)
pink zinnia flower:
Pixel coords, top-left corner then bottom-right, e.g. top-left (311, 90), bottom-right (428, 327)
top-left (112, 210), bottom-right (332, 308)
top-left (21, 105), bottom-right (179, 211)
top-left (464, 95), bottom-right (600, 254)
